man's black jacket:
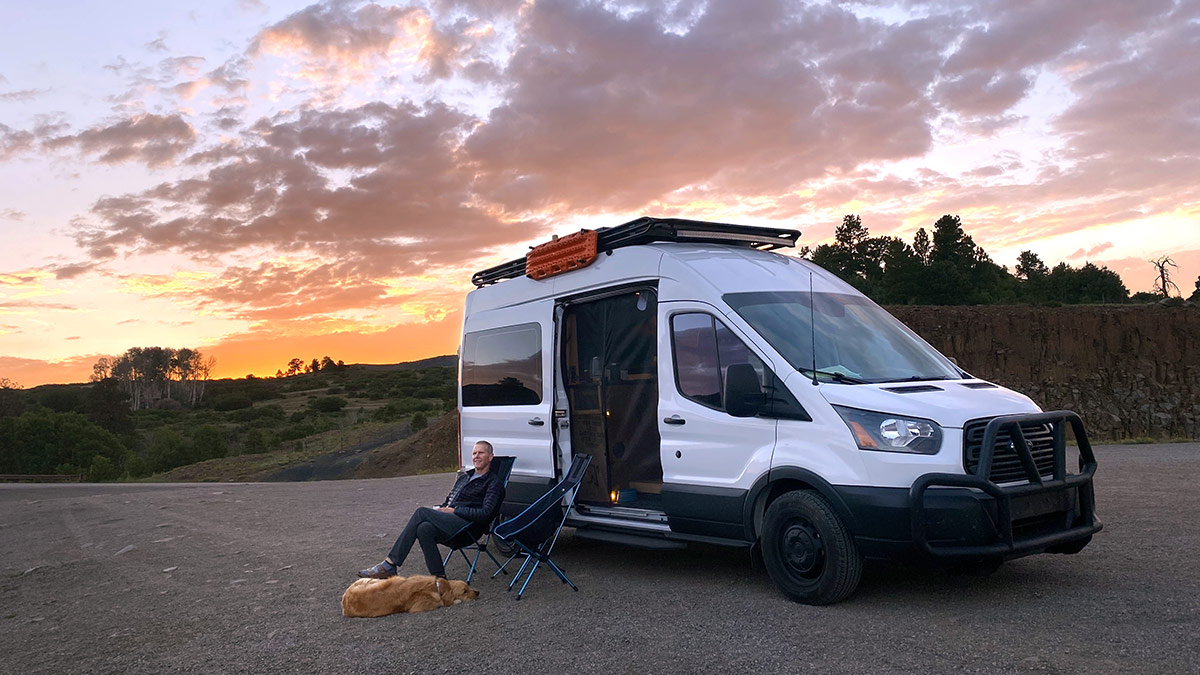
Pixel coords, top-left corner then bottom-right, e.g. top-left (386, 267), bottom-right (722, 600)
top-left (439, 469), bottom-right (505, 524)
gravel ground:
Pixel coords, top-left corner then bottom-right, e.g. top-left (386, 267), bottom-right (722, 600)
top-left (1, 444), bottom-right (1197, 674)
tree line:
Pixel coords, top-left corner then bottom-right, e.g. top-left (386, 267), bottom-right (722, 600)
top-left (276, 355), bottom-right (346, 378)
top-left (92, 347), bottom-right (215, 410)
top-left (806, 214), bottom-right (1199, 305)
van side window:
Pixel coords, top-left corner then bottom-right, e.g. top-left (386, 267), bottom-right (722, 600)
top-left (671, 312), bottom-right (809, 420)
top-left (671, 313), bottom-right (723, 407)
top-left (461, 323), bottom-right (542, 407)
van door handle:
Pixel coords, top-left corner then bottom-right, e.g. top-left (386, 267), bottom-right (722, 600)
top-left (528, 417), bottom-right (545, 426)
top-left (663, 415), bottom-right (686, 425)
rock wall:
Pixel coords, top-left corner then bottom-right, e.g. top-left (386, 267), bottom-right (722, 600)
top-left (887, 305), bottom-right (1200, 441)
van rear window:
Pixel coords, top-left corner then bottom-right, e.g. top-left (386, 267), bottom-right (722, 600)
top-left (461, 323), bottom-right (543, 407)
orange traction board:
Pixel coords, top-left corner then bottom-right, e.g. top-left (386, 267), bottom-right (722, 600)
top-left (525, 229), bottom-right (598, 280)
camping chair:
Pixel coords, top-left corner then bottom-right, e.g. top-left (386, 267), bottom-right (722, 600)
top-left (492, 453), bottom-right (592, 600)
top-left (441, 455), bottom-right (516, 583)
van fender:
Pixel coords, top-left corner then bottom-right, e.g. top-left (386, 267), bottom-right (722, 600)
top-left (743, 467), bottom-right (860, 541)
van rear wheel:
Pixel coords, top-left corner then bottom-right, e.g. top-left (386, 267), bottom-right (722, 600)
top-left (762, 490), bottom-right (862, 605)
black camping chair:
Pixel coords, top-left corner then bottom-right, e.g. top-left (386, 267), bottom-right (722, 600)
top-left (492, 453), bottom-right (592, 600)
top-left (441, 455), bottom-right (516, 583)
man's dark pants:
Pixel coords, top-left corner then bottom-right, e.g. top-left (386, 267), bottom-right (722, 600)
top-left (388, 507), bottom-right (469, 577)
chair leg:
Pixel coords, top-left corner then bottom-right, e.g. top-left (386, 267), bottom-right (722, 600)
top-left (544, 559), bottom-right (578, 591)
top-left (508, 555), bottom-right (533, 591)
top-left (465, 548), bottom-right (482, 583)
top-left (515, 559), bottom-right (542, 600)
top-left (483, 548), bottom-right (506, 573)
top-left (492, 551), bottom-right (521, 579)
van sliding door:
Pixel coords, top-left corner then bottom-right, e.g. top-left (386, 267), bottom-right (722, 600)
top-left (560, 289), bottom-right (662, 508)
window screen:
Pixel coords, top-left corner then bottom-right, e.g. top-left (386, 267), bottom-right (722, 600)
top-left (461, 323), bottom-right (542, 407)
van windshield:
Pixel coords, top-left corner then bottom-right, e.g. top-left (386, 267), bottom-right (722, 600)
top-left (724, 291), bottom-right (962, 384)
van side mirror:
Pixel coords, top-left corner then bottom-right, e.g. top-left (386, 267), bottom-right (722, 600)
top-left (724, 363), bottom-right (764, 418)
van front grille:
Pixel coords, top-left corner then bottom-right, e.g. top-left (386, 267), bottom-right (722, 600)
top-left (963, 419), bottom-right (1057, 484)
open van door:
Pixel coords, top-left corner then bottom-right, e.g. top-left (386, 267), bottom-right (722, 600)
top-left (459, 298), bottom-right (556, 509)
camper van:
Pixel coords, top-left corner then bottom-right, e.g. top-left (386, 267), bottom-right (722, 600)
top-left (458, 217), bottom-right (1100, 605)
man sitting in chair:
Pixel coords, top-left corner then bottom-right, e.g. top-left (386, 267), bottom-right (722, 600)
top-left (358, 440), bottom-right (505, 579)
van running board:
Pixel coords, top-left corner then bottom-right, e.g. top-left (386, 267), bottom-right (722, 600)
top-left (572, 528), bottom-right (686, 550)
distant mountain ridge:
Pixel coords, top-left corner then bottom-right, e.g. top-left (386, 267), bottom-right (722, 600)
top-left (352, 355), bottom-right (457, 371)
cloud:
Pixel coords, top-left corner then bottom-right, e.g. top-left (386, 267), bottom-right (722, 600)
top-left (172, 57), bottom-right (252, 102)
top-left (1068, 242), bottom-right (1115, 260)
top-left (934, 71), bottom-right (1032, 117)
top-left (465, 0), bottom-right (951, 213)
top-left (0, 354), bottom-right (105, 387)
top-left (0, 88), bottom-right (48, 102)
top-left (249, 2), bottom-right (427, 81)
top-left (1, 208), bottom-right (25, 220)
top-left (74, 100), bottom-right (539, 276)
top-left (43, 113), bottom-right (197, 167)
top-left (49, 262), bottom-right (100, 280)
top-left (0, 122), bottom-right (35, 160)
top-left (0, 300), bottom-right (80, 313)
top-left (247, 0), bottom-right (502, 92)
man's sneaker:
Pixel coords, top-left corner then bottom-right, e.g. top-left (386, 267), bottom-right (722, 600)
top-left (357, 561), bottom-right (397, 579)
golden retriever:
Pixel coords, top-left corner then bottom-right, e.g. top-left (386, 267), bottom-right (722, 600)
top-left (341, 575), bottom-right (479, 618)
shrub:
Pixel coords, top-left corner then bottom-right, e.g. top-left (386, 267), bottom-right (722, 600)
top-left (88, 455), bottom-right (118, 482)
top-left (192, 425), bottom-right (227, 461)
top-left (277, 423), bottom-right (317, 442)
top-left (241, 428), bottom-right (268, 455)
top-left (212, 394), bottom-right (253, 411)
top-left (229, 404), bottom-right (286, 423)
top-left (124, 452), bottom-right (150, 478)
top-left (410, 412), bottom-right (427, 432)
top-left (41, 387), bottom-right (85, 413)
top-left (309, 396), bottom-right (348, 413)
top-left (0, 410), bottom-right (126, 475)
top-left (147, 428), bottom-right (190, 472)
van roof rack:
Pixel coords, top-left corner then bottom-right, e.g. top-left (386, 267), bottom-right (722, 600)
top-left (471, 216), bottom-right (801, 287)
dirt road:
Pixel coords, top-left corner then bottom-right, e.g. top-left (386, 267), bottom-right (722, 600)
top-left (2, 444), bottom-right (1197, 674)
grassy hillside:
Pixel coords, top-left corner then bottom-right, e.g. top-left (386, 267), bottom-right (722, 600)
top-left (5, 358), bottom-right (458, 481)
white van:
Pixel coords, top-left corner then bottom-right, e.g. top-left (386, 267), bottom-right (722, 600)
top-left (458, 217), bottom-right (1100, 604)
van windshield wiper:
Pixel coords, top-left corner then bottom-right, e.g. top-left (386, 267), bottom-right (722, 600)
top-left (798, 368), bottom-right (868, 384)
top-left (876, 375), bottom-right (946, 383)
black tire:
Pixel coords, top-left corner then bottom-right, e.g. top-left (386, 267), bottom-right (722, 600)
top-left (761, 490), bottom-right (862, 605)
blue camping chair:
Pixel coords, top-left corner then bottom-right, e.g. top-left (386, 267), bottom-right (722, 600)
top-left (492, 453), bottom-right (592, 599)
top-left (441, 455), bottom-right (516, 583)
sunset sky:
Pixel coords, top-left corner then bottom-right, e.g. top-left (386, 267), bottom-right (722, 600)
top-left (2, 0), bottom-right (1198, 387)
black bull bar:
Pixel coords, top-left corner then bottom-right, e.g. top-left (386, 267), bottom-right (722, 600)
top-left (910, 411), bottom-right (1102, 558)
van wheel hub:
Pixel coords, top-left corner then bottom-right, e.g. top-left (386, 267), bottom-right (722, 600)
top-left (782, 520), bottom-right (823, 577)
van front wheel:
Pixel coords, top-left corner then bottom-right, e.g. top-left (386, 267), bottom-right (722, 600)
top-left (761, 490), bottom-right (862, 605)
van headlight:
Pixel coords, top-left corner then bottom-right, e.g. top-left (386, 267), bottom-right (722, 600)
top-left (833, 406), bottom-right (942, 455)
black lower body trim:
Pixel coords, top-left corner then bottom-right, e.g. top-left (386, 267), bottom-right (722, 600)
top-left (661, 483), bottom-right (747, 540)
